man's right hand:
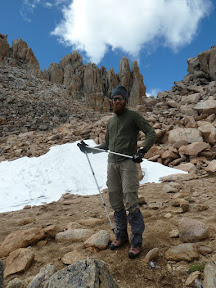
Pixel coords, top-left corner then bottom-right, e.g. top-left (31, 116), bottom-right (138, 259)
top-left (77, 141), bottom-right (91, 153)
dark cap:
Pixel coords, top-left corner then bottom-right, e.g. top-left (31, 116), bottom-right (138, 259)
top-left (111, 85), bottom-right (128, 102)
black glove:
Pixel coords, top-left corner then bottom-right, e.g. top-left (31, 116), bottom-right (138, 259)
top-left (132, 152), bottom-right (143, 163)
top-left (132, 148), bottom-right (146, 163)
top-left (138, 147), bottom-right (147, 155)
top-left (77, 141), bottom-right (91, 153)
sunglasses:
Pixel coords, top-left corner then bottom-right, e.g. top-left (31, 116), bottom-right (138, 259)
top-left (112, 96), bottom-right (125, 102)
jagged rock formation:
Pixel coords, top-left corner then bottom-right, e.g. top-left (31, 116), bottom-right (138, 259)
top-left (0, 34), bottom-right (40, 73)
top-left (0, 34), bottom-right (9, 61)
top-left (0, 34), bottom-right (146, 112)
top-left (45, 52), bottom-right (146, 112)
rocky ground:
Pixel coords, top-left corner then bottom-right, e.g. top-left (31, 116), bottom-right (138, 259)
top-left (0, 169), bottom-right (216, 287)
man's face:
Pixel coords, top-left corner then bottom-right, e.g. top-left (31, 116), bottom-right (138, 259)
top-left (112, 95), bottom-right (127, 115)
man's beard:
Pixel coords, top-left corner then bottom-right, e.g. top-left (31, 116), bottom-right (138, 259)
top-left (113, 101), bottom-right (126, 115)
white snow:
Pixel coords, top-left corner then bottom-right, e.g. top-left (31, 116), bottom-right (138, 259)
top-left (0, 140), bottom-right (186, 213)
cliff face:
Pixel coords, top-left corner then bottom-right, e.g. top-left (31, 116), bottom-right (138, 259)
top-left (0, 34), bottom-right (146, 111)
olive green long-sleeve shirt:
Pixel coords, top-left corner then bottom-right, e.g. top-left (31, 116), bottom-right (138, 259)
top-left (97, 108), bottom-right (156, 163)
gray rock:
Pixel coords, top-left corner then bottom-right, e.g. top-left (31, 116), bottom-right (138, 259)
top-left (27, 264), bottom-right (57, 288)
top-left (6, 278), bottom-right (25, 288)
top-left (168, 128), bottom-right (203, 144)
top-left (55, 228), bottom-right (92, 242)
top-left (48, 258), bottom-right (119, 288)
top-left (194, 99), bottom-right (216, 115)
top-left (162, 184), bottom-right (178, 193)
top-left (203, 263), bottom-right (216, 288)
top-left (165, 243), bottom-right (198, 262)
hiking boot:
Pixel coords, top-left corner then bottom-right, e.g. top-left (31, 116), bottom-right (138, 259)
top-left (128, 246), bottom-right (141, 259)
top-left (109, 239), bottom-right (128, 250)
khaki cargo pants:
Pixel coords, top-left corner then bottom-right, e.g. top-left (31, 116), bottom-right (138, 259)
top-left (107, 159), bottom-right (140, 213)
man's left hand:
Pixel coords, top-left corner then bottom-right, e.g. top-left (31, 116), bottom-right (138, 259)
top-left (132, 152), bottom-right (144, 163)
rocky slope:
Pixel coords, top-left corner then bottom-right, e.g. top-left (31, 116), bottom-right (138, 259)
top-left (0, 34), bottom-right (216, 287)
top-left (0, 34), bottom-right (146, 112)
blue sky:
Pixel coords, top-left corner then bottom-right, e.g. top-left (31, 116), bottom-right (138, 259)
top-left (1, 0), bottom-right (215, 96)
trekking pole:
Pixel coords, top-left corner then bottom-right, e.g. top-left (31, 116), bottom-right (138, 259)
top-left (84, 151), bottom-right (115, 234)
top-left (89, 147), bottom-right (133, 159)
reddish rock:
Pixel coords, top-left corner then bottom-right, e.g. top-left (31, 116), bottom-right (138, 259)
top-left (4, 248), bottom-right (35, 277)
top-left (0, 228), bottom-right (45, 257)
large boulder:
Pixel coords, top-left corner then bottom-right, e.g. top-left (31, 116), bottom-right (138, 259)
top-left (179, 218), bottom-right (209, 243)
top-left (194, 99), bottom-right (216, 115)
top-left (0, 228), bottom-right (45, 257)
top-left (197, 121), bottom-right (216, 145)
top-left (203, 263), bottom-right (216, 288)
top-left (168, 128), bottom-right (203, 144)
top-left (165, 243), bottom-right (198, 262)
top-left (27, 265), bottom-right (57, 288)
top-left (4, 248), bottom-right (34, 277)
top-left (178, 142), bottom-right (210, 156)
top-left (181, 93), bottom-right (201, 105)
top-left (48, 258), bottom-right (119, 288)
top-left (198, 46), bottom-right (216, 81)
top-left (187, 56), bottom-right (200, 74)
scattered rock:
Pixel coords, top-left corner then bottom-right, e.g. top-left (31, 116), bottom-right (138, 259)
top-left (203, 263), bottom-right (216, 288)
top-left (169, 229), bottom-right (179, 238)
top-left (0, 228), bottom-right (45, 257)
top-left (144, 248), bottom-right (159, 263)
top-left (164, 213), bottom-right (172, 219)
top-left (179, 217), bottom-right (209, 243)
top-left (185, 271), bottom-right (201, 287)
top-left (165, 243), bottom-right (199, 262)
top-left (6, 278), bottom-right (25, 288)
top-left (4, 248), bottom-right (35, 277)
top-left (76, 218), bottom-right (102, 227)
top-left (27, 264), bottom-right (57, 288)
top-left (162, 184), bottom-right (179, 193)
top-left (16, 217), bottom-right (36, 226)
top-left (55, 229), bottom-right (92, 242)
top-left (61, 250), bottom-right (86, 265)
top-left (84, 230), bottom-right (110, 250)
top-left (197, 245), bottom-right (213, 255)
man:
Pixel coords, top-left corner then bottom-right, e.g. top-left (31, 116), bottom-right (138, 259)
top-left (0, 262), bottom-right (3, 288)
top-left (78, 84), bottom-right (156, 259)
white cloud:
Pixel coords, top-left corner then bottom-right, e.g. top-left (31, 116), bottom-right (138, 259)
top-left (146, 88), bottom-right (161, 98)
top-left (44, 0), bottom-right (71, 8)
top-left (20, 0), bottom-right (70, 20)
top-left (19, 0), bottom-right (41, 21)
top-left (51, 0), bottom-right (213, 63)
